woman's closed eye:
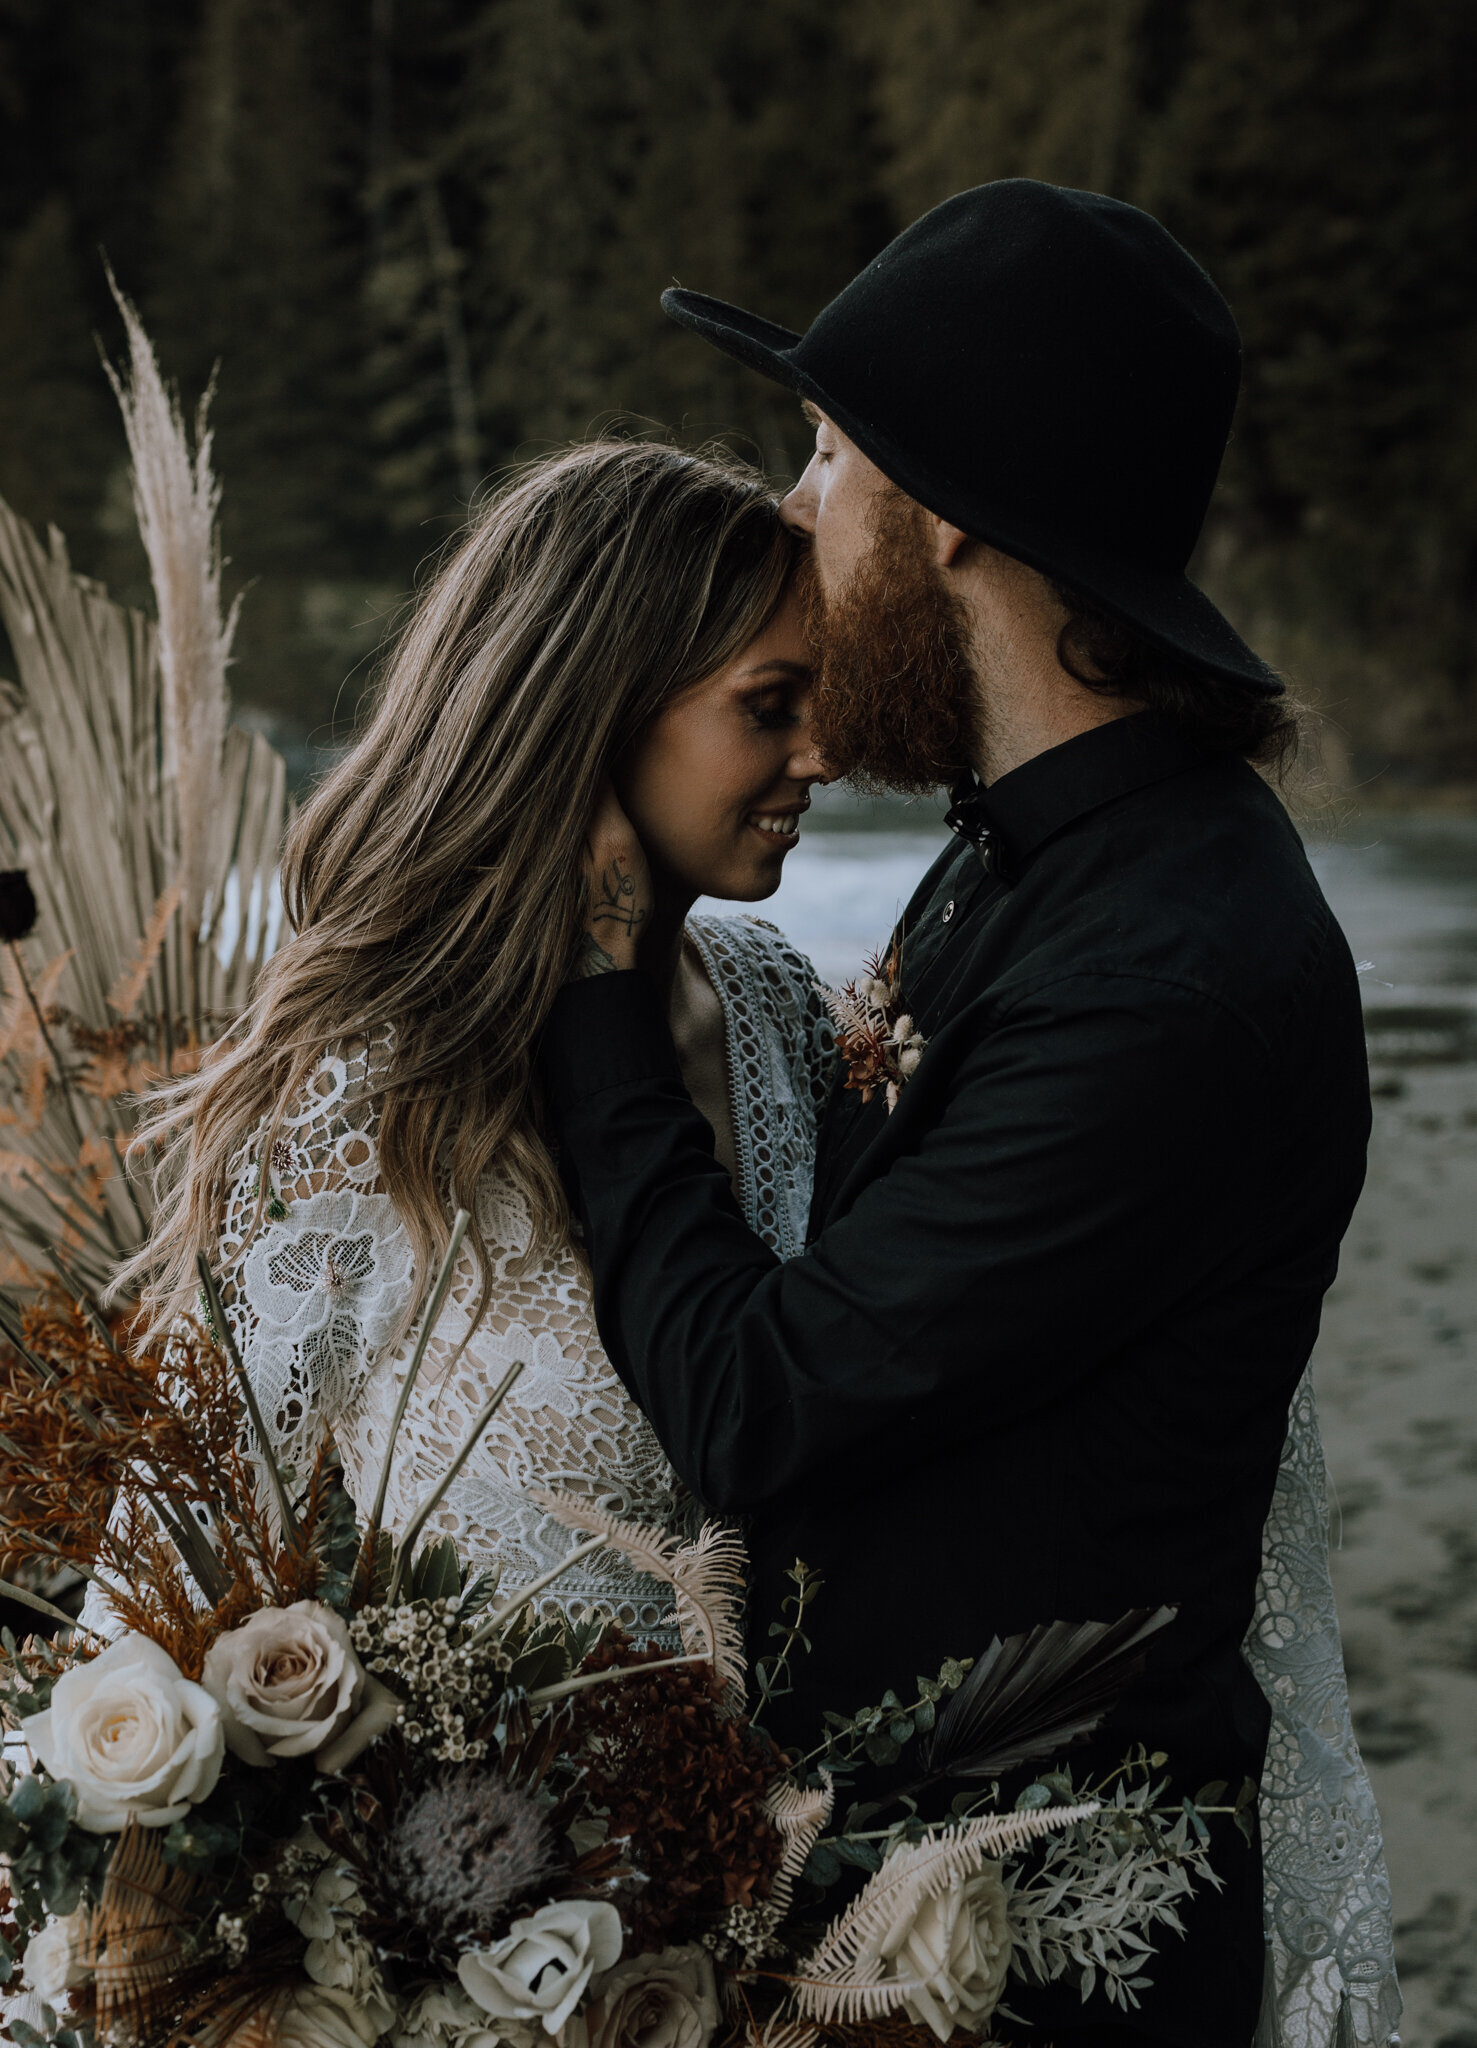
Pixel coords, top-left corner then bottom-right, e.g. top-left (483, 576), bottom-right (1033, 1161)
top-left (747, 686), bottom-right (802, 732)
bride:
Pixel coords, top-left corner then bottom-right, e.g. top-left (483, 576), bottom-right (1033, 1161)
top-left (128, 440), bottom-right (830, 1636)
top-left (125, 437), bottom-right (1392, 2047)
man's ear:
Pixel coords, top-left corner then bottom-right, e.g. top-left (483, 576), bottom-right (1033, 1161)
top-left (929, 516), bottom-right (973, 568)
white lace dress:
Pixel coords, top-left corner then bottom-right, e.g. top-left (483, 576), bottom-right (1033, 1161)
top-left (212, 914), bottom-right (833, 1639)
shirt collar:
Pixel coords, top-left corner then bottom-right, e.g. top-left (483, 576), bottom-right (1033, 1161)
top-left (946, 711), bottom-right (1212, 883)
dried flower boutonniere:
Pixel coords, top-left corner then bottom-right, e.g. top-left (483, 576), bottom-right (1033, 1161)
top-left (817, 937), bottom-right (927, 1113)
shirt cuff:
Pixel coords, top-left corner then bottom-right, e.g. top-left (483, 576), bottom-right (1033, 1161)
top-left (540, 971), bottom-right (684, 1113)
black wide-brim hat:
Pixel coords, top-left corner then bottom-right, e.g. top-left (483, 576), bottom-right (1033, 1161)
top-left (663, 179), bottom-right (1280, 694)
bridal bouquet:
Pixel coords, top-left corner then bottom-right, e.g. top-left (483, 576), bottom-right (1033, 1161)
top-left (0, 1226), bottom-right (1252, 2048)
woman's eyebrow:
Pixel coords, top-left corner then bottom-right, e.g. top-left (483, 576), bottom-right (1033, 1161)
top-left (741, 658), bottom-right (811, 679)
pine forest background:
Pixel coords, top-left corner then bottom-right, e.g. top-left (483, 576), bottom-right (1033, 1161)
top-left (2, 0), bottom-right (1474, 793)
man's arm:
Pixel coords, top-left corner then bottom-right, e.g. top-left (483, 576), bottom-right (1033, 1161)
top-left (541, 963), bottom-right (1266, 1514)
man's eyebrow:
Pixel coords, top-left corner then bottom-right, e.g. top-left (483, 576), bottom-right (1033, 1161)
top-left (800, 399), bottom-right (823, 427)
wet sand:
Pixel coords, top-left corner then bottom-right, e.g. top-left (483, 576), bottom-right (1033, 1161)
top-left (1316, 1060), bottom-right (1477, 2046)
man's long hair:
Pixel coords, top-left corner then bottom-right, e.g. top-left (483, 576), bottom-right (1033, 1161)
top-left (1053, 584), bottom-right (1302, 773)
top-left (123, 440), bottom-right (795, 1337)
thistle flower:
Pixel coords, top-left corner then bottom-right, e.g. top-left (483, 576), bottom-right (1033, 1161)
top-left (0, 870), bottom-right (37, 944)
top-left (384, 1766), bottom-right (559, 1950)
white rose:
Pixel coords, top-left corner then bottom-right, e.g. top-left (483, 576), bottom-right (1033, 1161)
top-left (21, 1634), bottom-right (224, 1832)
top-left (579, 1946), bottom-right (718, 2048)
top-left (24, 1911), bottom-right (92, 2005)
top-left (202, 1601), bottom-right (366, 1766)
top-left (878, 1861), bottom-right (1012, 2041)
top-left (276, 1981), bottom-right (389, 2048)
top-left (458, 1902), bottom-right (623, 2037)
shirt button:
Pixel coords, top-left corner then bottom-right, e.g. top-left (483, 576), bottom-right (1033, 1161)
top-left (941, 900), bottom-right (955, 923)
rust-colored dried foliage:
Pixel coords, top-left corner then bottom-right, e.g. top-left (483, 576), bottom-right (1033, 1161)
top-left (566, 1634), bottom-right (785, 1945)
top-left (0, 1294), bottom-right (340, 1676)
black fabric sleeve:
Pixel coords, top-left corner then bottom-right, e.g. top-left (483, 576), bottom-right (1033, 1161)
top-left (540, 966), bottom-right (1266, 1515)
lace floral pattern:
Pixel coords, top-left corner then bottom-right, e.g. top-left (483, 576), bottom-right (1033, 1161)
top-left (213, 915), bottom-right (834, 1641)
top-left (1245, 1371), bottom-right (1402, 2046)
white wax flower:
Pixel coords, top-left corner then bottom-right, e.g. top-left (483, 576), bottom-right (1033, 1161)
top-left (458, 1901), bottom-right (623, 2037)
top-left (22, 1634), bottom-right (224, 1832)
top-left (202, 1601), bottom-right (367, 1766)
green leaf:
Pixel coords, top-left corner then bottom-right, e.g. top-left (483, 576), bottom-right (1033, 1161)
top-left (1149, 1750), bottom-right (1168, 1768)
top-left (802, 1843), bottom-right (841, 1889)
top-left (1015, 1782), bottom-right (1052, 1811)
top-left (1194, 1780), bottom-right (1228, 1809)
top-left (888, 1715), bottom-right (914, 1745)
top-left (912, 1699), bottom-right (935, 1733)
top-left (411, 1535), bottom-right (462, 1604)
top-left (9, 1775), bottom-right (45, 1823)
top-left (864, 1731), bottom-right (901, 1767)
top-left (832, 1837), bottom-right (884, 1871)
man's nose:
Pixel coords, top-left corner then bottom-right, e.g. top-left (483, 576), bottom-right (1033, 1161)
top-left (780, 459), bottom-right (820, 534)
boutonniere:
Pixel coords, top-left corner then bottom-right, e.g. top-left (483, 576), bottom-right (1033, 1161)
top-left (817, 937), bottom-right (927, 1113)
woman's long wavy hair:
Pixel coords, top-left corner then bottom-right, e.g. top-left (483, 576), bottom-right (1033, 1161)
top-left (124, 439), bottom-right (796, 1337)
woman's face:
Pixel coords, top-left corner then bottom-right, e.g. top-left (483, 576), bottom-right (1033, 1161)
top-left (618, 581), bottom-right (825, 903)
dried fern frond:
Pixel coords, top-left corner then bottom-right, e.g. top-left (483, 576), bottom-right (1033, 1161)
top-left (765, 1775), bottom-right (834, 1923)
top-left (107, 885), bottom-right (182, 1021)
top-left (789, 1805), bottom-right (1098, 2026)
top-left (530, 1487), bottom-right (747, 1686)
top-left (671, 1519), bottom-right (749, 1691)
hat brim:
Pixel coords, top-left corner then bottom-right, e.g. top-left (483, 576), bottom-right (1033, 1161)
top-left (663, 286), bottom-right (1282, 697)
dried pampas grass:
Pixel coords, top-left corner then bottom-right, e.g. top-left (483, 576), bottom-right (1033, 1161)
top-left (0, 282), bottom-right (287, 1295)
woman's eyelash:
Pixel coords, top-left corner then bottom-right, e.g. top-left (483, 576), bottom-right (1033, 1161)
top-left (751, 701), bottom-right (798, 731)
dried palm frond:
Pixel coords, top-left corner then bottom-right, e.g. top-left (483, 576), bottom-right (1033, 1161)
top-left (765, 1775), bottom-right (834, 1923)
top-left (0, 288), bottom-right (286, 1297)
top-left (914, 1608), bottom-right (1177, 1785)
top-left (789, 1805), bottom-right (1097, 2026)
top-left (83, 1821), bottom-right (202, 2037)
top-left (531, 1487), bottom-right (747, 1688)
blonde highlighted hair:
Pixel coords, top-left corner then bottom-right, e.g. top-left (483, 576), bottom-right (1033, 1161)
top-left (123, 439), bottom-right (796, 1334)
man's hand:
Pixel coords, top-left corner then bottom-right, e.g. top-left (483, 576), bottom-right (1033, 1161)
top-left (568, 778), bottom-right (654, 979)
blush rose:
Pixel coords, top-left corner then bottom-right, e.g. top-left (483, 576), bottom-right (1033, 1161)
top-left (201, 1601), bottom-right (372, 1767)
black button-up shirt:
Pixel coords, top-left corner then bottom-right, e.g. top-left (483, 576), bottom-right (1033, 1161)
top-left (542, 712), bottom-right (1370, 2042)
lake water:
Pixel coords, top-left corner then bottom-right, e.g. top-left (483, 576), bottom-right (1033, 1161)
top-left (700, 808), bottom-right (1477, 1056)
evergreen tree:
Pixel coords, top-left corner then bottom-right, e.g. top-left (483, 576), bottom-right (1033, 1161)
top-left (0, 197), bottom-right (116, 549)
top-left (145, 0), bottom-right (377, 721)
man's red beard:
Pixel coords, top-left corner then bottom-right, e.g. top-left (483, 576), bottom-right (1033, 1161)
top-left (799, 487), bottom-right (981, 794)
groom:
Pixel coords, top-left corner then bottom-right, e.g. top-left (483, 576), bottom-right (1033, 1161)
top-left (541, 182), bottom-right (1369, 2045)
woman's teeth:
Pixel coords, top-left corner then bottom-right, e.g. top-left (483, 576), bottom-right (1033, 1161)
top-left (748, 814), bottom-right (799, 836)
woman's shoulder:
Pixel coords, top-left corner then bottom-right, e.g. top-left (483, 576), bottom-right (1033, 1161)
top-left (225, 1028), bottom-right (391, 1210)
top-left (686, 912), bottom-right (835, 1102)
top-left (686, 909), bottom-right (819, 999)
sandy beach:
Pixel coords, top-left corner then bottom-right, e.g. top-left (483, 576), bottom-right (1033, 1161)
top-left (1317, 1059), bottom-right (1477, 2047)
